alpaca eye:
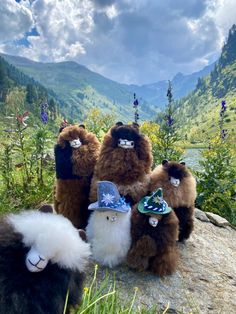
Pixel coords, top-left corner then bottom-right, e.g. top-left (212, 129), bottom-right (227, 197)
top-left (106, 216), bottom-right (109, 220)
top-left (130, 141), bottom-right (134, 146)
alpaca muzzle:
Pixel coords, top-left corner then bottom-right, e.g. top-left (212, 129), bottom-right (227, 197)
top-left (69, 139), bottom-right (81, 148)
top-left (170, 177), bottom-right (180, 187)
top-left (26, 248), bottom-right (48, 272)
top-left (118, 139), bottom-right (134, 149)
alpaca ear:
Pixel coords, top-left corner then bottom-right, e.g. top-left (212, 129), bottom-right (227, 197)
top-left (38, 204), bottom-right (54, 213)
top-left (180, 161), bottom-right (186, 166)
top-left (79, 124), bottom-right (86, 129)
top-left (162, 159), bottom-right (168, 166)
top-left (78, 229), bottom-right (87, 242)
top-left (115, 121), bottom-right (123, 126)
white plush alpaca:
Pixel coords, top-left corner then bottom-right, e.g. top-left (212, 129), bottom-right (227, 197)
top-left (86, 181), bottom-right (131, 268)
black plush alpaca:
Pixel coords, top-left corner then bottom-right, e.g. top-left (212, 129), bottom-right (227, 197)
top-left (0, 209), bottom-right (91, 314)
top-left (54, 124), bottom-right (100, 228)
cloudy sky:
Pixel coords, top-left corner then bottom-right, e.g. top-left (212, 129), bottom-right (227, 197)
top-left (0, 0), bottom-right (235, 84)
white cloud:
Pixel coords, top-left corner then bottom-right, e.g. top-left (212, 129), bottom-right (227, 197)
top-left (9, 0), bottom-right (95, 62)
top-left (0, 0), bottom-right (33, 42)
top-left (208, 0), bottom-right (236, 43)
top-left (105, 4), bottom-right (119, 19)
top-left (0, 0), bottom-right (235, 84)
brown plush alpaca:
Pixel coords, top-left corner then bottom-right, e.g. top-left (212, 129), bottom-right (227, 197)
top-left (150, 160), bottom-right (197, 242)
top-left (127, 189), bottom-right (179, 276)
top-left (54, 125), bottom-right (100, 228)
top-left (89, 122), bottom-right (153, 205)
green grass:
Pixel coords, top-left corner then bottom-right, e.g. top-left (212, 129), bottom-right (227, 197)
top-left (68, 265), bottom-right (171, 314)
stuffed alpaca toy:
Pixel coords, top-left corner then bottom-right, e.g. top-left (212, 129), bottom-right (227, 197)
top-left (150, 160), bottom-right (197, 242)
top-left (54, 124), bottom-right (100, 228)
top-left (127, 188), bottom-right (179, 276)
top-left (0, 209), bottom-right (91, 314)
top-left (89, 122), bottom-right (153, 205)
top-left (86, 181), bottom-right (131, 268)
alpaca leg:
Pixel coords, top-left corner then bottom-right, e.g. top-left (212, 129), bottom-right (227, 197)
top-left (174, 207), bottom-right (194, 242)
top-left (149, 246), bottom-right (179, 276)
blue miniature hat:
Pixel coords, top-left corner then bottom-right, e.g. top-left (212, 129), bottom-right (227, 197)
top-left (88, 181), bottom-right (131, 213)
top-left (138, 188), bottom-right (172, 215)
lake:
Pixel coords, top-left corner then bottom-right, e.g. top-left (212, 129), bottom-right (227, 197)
top-left (182, 148), bottom-right (203, 172)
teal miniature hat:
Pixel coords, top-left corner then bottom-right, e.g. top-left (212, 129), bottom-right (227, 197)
top-left (138, 188), bottom-right (172, 215)
top-left (88, 181), bottom-right (131, 213)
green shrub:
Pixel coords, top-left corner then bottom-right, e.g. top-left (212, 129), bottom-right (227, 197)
top-left (196, 100), bottom-right (236, 225)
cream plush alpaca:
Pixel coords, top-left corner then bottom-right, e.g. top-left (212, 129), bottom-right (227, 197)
top-left (86, 181), bottom-right (131, 268)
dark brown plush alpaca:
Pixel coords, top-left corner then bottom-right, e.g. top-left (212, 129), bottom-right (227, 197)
top-left (89, 122), bottom-right (153, 205)
top-left (127, 205), bottom-right (179, 276)
top-left (150, 160), bottom-right (197, 242)
top-left (0, 210), bottom-right (91, 314)
top-left (54, 125), bottom-right (100, 228)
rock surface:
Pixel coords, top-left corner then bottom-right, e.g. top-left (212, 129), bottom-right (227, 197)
top-left (205, 212), bottom-right (231, 227)
top-left (194, 208), bottom-right (210, 222)
top-left (85, 214), bottom-right (236, 313)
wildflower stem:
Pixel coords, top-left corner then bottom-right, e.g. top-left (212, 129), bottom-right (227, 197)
top-left (162, 302), bottom-right (170, 314)
top-left (127, 287), bottom-right (138, 314)
top-left (63, 289), bottom-right (69, 314)
top-left (79, 290), bottom-right (116, 314)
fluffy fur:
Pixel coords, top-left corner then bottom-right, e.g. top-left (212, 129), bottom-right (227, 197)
top-left (86, 210), bottom-right (131, 268)
top-left (0, 210), bottom-right (91, 314)
top-left (127, 207), bottom-right (179, 276)
top-left (54, 125), bottom-right (100, 228)
top-left (89, 123), bottom-right (153, 204)
top-left (150, 161), bottom-right (197, 241)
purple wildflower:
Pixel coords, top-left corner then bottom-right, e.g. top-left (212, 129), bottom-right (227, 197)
top-left (221, 129), bottom-right (228, 140)
top-left (166, 115), bottom-right (174, 126)
top-left (133, 93), bottom-right (140, 122)
top-left (41, 111), bottom-right (48, 124)
top-left (167, 88), bottom-right (172, 98)
top-left (221, 100), bottom-right (226, 108)
top-left (41, 103), bottom-right (48, 111)
top-left (133, 99), bottom-right (139, 107)
top-left (220, 100), bottom-right (227, 116)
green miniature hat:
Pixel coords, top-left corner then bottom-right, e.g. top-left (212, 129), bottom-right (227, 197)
top-left (138, 188), bottom-right (172, 215)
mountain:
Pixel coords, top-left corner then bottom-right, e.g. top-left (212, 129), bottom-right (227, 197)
top-left (174, 24), bottom-right (236, 142)
top-left (130, 63), bottom-right (215, 109)
top-left (1, 53), bottom-right (214, 122)
top-left (0, 54), bottom-right (157, 122)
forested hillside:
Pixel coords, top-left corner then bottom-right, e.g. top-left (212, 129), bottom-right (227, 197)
top-left (174, 25), bottom-right (236, 142)
top-left (1, 52), bottom-right (215, 123)
top-left (0, 56), bottom-right (58, 121)
top-left (1, 54), bottom-right (157, 122)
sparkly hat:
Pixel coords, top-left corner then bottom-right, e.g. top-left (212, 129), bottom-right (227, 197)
top-left (88, 181), bottom-right (131, 213)
top-left (138, 188), bottom-right (172, 215)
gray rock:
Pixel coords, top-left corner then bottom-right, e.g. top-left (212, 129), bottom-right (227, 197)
top-left (205, 212), bottom-right (230, 227)
top-left (195, 208), bottom-right (210, 222)
top-left (85, 218), bottom-right (236, 313)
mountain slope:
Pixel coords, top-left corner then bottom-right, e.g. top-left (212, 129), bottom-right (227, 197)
top-left (174, 24), bottom-right (236, 142)
top-left (1, 53), bottom-right (214, 122)
top-left (1, 54), bottom-right (157, 122)
top-left (130, 63), bottom-right (215, 109)
top-left (0, 56), bottom-right (58, 119)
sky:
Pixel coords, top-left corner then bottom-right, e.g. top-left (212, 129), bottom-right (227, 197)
top-left (0, 0), bottom-right (235, 85)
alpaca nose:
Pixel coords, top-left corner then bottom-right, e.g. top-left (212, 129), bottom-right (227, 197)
top-left (110, 216), bottom-right (117, 222)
